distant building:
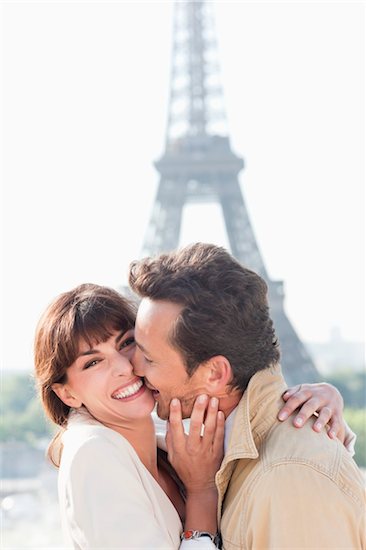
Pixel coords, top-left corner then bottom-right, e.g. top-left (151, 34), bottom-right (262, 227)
top-left (1, 441), bottom-right (46, 479)
top-left (307, 328), bottom-right (365, 375)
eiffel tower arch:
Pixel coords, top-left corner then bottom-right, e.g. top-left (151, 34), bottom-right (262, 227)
top-left (141, 0), bottom-right (320, 385)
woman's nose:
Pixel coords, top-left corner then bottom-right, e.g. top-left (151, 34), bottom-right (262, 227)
top-left (130, 347), bottom-right (145, 376)
top-left (112, 353), bottom-right (133, 377)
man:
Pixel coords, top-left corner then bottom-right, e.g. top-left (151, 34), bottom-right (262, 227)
top-left (129, 242), bottom-right (365, 549)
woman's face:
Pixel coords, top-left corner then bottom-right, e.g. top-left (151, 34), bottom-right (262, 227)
top-left (54, 328), bottom-right (155, 427)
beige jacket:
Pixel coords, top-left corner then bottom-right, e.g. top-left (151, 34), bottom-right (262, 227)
top-left (216, 365), bottom-right (366, 549)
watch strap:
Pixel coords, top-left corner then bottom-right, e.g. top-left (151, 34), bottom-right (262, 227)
top-left (181, 530), bottom-right (221, 547)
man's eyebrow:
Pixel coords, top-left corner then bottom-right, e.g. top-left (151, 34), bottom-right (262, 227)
top-left (77, 330), bottom-right (126, 358)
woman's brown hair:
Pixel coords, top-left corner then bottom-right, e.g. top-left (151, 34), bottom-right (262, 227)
top-left (34, 283), bottom-right (136, 466)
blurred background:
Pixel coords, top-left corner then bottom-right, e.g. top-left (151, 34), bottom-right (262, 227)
top-left (2, 1), bottom-right (365, 548)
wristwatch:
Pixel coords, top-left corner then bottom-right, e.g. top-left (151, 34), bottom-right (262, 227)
top-left (181, 530), bottom-right (221, 547)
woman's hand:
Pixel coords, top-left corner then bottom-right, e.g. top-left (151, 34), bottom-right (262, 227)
top-left (166, 394), bottom-right (225, 495)
top-left (277, 382), bottom-right (346, 441)
top-left (166, 394), bottom-right (224, 537)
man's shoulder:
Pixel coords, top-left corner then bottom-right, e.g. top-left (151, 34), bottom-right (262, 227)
top-left (265, 415), bottom-right (339, 464)
top-left (262, 415), bottom-right (364, 489)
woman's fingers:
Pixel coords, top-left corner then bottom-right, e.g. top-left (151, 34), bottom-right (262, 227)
top-left (291, 397), bottom-right (323, 428)
top-left (166, 398), bottom-right (186, 454)
top-left (327, 414), bottom-right (346, 441)
top-left (166, 395), bottom-right (224, 495)
top-left (278, 382), bottom-right (346, 440)
top-left (191, 396), bottom-right (224, 463)
top-left (201, 397), bottom-right (219, 441)
top-left (188, 394), bottom-right (209, 448)
top-left (213, 410), bottom-right (225, 457)
top-left (312, 406), bottom-right (333, 432)
top-left (167, 395), bottom-right (217, 453)
top-left (282, 384), bottom-right (302, 401)
top-left (278, 387), bottom-right (313, 421)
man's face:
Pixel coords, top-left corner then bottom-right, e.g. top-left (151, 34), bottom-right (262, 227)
top-left (132, 298), bottom-right (209, 420)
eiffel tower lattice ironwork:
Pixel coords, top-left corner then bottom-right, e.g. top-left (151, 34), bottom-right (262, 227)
top-left (141, 0), bottom-right (319, 385)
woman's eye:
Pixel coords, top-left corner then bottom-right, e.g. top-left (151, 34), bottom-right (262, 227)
top-left (119, 336), bottom-right (135, 350)
top-left (144, 356), bottom-right (153, 364)
top-left (83, 359), bottom-right (98, 370)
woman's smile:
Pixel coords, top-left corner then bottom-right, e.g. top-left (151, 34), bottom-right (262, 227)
top-left (111, 378), bottom-right (146, 401)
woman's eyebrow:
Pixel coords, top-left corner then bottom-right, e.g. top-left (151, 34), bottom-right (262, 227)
top-left (77, 348), bottom-right (97, 358)
top-left (77, 330), bottom-right (127, 358)
top-left (115, 329), bottom-right (127, 343)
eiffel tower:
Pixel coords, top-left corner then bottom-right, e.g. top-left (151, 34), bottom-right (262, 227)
top-left (141, 0), bottom-right (319, 385)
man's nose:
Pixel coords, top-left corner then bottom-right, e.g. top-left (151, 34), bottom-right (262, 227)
top-left (131, 347), bottom-right (145, 376)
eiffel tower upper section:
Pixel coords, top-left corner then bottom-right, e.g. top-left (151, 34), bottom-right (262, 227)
top-left (165, 0), bottom-right (231, 148)
top-left (141, 0), bottom-right (320, 384)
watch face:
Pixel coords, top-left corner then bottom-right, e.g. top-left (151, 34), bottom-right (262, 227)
top-left (183, 530), bottom-right (195, 540)
top-left (181, 530), bottom-right (216, 542)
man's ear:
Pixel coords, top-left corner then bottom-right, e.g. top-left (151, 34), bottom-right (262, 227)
top-left (52, 383), bottom-right (83, 408)
top-left (204, 355), bottom-right (233, 392)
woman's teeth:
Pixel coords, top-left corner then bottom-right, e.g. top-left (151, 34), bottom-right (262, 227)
top-left (112, 379), bottom-right (143, 399)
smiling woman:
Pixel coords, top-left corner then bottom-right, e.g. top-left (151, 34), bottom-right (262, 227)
top-left (33, 283), bottom-right (223, 549)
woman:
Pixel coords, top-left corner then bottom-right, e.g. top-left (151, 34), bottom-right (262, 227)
top-left (34, 283), bottom-right (352, 549)
top-left (35, 283), bottom-right (223, 549)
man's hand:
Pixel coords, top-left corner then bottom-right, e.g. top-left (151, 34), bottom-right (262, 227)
top-left (277, 382), bottom-right (346, 441)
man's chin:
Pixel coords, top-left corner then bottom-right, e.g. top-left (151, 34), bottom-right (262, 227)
top-left (180, 404), bottom-right (193, 420)
top-left (156, 396), bottom-right (194, 421)
top-left (156, 402), bottom-right (169, 420)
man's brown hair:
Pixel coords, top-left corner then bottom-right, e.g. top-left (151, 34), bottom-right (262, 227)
top-left (129, 242), bottom-right (280, 391)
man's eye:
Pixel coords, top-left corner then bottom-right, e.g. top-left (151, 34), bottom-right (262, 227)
top-left (144, 356), bottom-right (153, 364)
top-left (119, 337), bottom-right (135, 350)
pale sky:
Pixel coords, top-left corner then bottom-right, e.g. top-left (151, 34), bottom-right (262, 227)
top-left (2, 1), bottom-right (365, 371)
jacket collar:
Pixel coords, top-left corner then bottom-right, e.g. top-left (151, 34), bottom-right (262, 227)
top-left (222, 363), bottom-right (286, 465)
top-left (216, 363), bottom-right (286, 520)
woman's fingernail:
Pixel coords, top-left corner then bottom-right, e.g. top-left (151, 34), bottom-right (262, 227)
top-left (171, 398), bottom-right (179, 407)
top-left (197, 394), bottom-right (207, 404)
top-left (210, 397), bottom-right (218, 408)
top-left (278, 411), bottom-right (287, 421)
top-left (314, 422), bottom-right (322, 431)
top-left (295, 417), bottom-right (303, 426)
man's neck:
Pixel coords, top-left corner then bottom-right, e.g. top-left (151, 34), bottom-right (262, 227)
top-left (217, 388), bottom-right (243, 419)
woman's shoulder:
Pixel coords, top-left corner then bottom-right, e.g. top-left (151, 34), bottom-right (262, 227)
top-left (60, 408), bottom-right (136, 467)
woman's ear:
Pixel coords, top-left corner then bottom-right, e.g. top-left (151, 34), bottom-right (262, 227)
top-left (52, 383), bottom-right (83, 408)
top-left (204, 355), bottom-right (233, 392)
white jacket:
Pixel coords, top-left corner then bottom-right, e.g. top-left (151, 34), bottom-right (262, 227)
top-left (58, 408), bottom-right (182, 549)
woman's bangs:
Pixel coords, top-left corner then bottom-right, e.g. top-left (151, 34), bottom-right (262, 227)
top-left (74, 305), bottom-right (133, 350)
